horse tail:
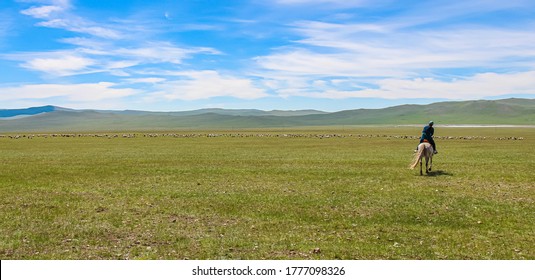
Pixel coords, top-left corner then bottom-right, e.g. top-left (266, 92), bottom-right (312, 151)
top-left (410, 144), bottom-right (424, 169)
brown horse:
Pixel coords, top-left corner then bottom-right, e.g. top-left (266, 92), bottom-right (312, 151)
top-left (410, 142), bottom-right (434, 175)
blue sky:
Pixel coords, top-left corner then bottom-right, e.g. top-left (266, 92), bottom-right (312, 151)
top-left (1, 0), bottom-right (535, 111)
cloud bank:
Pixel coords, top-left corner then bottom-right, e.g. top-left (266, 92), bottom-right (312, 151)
top-left (1, 0), bottom-right (534, 110)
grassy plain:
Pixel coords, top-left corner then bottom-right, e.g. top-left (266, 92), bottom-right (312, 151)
top-left (0, 127), bottom-right (534, 259)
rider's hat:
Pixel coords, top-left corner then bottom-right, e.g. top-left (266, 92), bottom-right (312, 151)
top-left (429, 121), bottom-right (434, 125)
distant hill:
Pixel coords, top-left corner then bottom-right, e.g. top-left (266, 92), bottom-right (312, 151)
top-left (0, 105), bottom-right (56, 118)
top-left (1, 98), bottom-right (534, 132)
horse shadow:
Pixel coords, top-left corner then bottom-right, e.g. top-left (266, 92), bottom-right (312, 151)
top-left (425, 170), bottom-right (453, 177)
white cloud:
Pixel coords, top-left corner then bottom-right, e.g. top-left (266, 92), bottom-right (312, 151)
top-left (10, 0), bottom-right (535, 109)
top-left (276, 71), bottom-right (535, 100)
top-left (0, 82), bottom-right (138, 102)
top-left (389, 0), bottom-right (535, 30)
top-left (255, 48), bottom-right (407, 78)
top-left (274, 0), bottom-right (378, 7)
top-left (369, 71), bottom-right (535, 100)
top-left (104, 60), bottom-right (139, 70)
top-left (60, 37), bottom-right (106, 49)
top-left (281, 21), bottom-right (535, 73)
top-left (124, 77), bottom-right (166, 84)
top-left (115, 43), bottom-right (220, 64)
top-left (155, 71), bottom-right (268, 100)
top-left (6, 40), bottom-right (220, 77)
top-left (21, 54), bottom-right (95, 76)
top-left (21, 5), bottom-right (64, 19)
top-left (60, 38), bottom-right (221, 64)
top-left (20, 0), bottom-right (123, 39)
top-left (254, 15), bottom-right (535, 101)
top-left (14, 1), bottom-right (224, 84)
top-left (0, 13), bottom-right (12, 42)
top-left (37, 18), bottom-right (122, 39)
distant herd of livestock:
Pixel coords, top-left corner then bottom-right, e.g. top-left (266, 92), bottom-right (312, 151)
top-left (0, 133), bottom-right (524, 141)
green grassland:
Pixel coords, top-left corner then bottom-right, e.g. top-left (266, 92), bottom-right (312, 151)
top-left (0, 127), bottom-right (534, 259)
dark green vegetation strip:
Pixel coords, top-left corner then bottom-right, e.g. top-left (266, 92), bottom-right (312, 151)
top-left (0, 127), bottom-right (533, 259)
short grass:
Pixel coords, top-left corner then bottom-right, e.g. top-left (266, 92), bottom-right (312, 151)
top-left (0, 127), bottom-right (533, 259)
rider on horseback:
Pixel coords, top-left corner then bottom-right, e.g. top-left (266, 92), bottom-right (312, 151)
top-left (416, 121), bottom-right (438, 154)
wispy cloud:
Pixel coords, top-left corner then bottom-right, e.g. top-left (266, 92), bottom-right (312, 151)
top-left (388, 0), bottom-right (535, 29)
top-left (266, 20), bottom-right (535, 75)
top-left (4, 0), bottom-right (535, 110)
top-left (39, 18), bottom-right (122, 39)
top-left (0, 13), bottom-right (12, 43)
top-left (21, 54), bottom-right (96, 76)
top-left (124, 77), bottom-right (167, 84)
top-left (114, 43), bottom-right (220, 64)
top-left (20, 0), bottom-right (122, 39)
top-left (5, 40), bottom-right (220, 77)
top-left (20, 5), bottom-right (64, 18)
top-left (0, 82), bottom-right (138, 102)
top-left (277, 71), bottom-right (535, 100)
top-left (13, 1), bottom-right (222, 79)
top-left (154, 70), bottom-right (268, 100)
top-left (254, 0), bottom-right (535, 101)
top-left (274, 0), bottom-right (380, 8)
top-left (365, 71), bottom-right (535, 100)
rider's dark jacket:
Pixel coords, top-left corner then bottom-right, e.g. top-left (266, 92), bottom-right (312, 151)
top-left (420, 125), bottom-right (434, 142)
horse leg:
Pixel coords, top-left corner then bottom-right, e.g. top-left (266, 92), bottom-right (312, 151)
top-left (420, 159), bottom-right (423, 175)
top-left (425, 156), bottom-right (429, 174)
top-left (428, 155), bottom-right (433, 172)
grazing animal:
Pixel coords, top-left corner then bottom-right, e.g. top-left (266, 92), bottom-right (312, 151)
top-left (410, 142), bottom-right (434, 175)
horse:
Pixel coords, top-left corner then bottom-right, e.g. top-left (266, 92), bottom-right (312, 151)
top-left (410, 142), bottom-right (434, 175)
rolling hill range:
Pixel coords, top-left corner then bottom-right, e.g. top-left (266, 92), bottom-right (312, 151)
top-left (0, 105), bottom-right (56, 118)
top-left (1, 98), bottom-right (534, 132)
